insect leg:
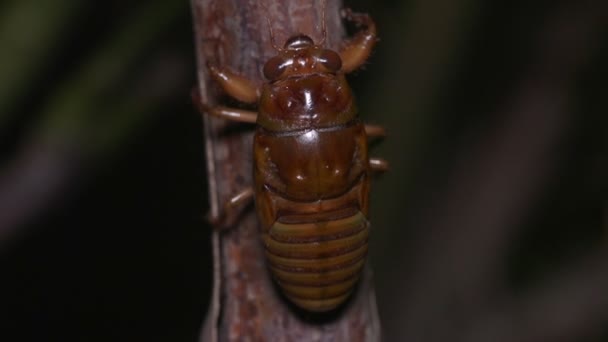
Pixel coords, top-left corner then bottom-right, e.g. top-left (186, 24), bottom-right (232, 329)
top-left (208, 63), bottom-right (260, 103)
top-left (369, 158), bottom-right (389, 172)
top-left (364, 124), bottom-right (386, 138)
top-left (208, 187), bottom-right (255, 229)
top-left (339, 8), bottom-right (377, 73)
top-left (192, 88), bottom-right (258, 123)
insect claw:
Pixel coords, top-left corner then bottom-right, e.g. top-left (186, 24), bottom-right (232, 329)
top-left (191, 86), bottom-right (211, 113)
top-left (206, 208), bottom-right (248, 232)
top-left (190, 86), bottom-right (200, 101)
top-left (205, 211), bottom-right (233, 232)
top-left (341, 8), bottom-right (371, 28)
top-left (340, 8), bottom-right (349, 19)
top-left (206, 61), bottom-right (219, 73)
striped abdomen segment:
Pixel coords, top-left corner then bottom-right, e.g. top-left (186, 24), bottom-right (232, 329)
top-left (263, 211), bottom-right (369, 312)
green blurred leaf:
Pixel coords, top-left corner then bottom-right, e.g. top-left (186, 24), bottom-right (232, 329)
top-left (0, 0), bottom-right (83, 117)
top-left (31, 0), bottom-right (186, 152)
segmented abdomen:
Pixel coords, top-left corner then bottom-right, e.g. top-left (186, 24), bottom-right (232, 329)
top-left (263, 210), bottom-right (369, 312)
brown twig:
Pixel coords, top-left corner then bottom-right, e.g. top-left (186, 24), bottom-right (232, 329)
top-left (190, 0), bottom-right (381, 341)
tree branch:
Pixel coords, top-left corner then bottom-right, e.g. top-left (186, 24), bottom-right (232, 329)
top-left (190, 0), bottom-right (381, 341)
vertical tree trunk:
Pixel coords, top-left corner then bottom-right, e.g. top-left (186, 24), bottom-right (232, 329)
top-left (190, 0), bottom-right (382, 341)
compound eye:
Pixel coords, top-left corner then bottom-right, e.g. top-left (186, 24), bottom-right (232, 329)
top-left (318, 49), bottom-right (342, 72)
top-left (263, 56), bottom-right (287, 80)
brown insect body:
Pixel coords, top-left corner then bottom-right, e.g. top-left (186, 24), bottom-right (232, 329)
top-left (195, 10), bottom-right (385, 312)
top-left (255, 36), bottom-right (370, 311)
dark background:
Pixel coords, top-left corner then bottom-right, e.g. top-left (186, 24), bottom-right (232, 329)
top-left (1, 0), bottom-right (606, 341)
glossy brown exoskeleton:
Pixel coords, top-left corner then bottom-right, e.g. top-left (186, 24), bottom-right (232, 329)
top-left (194, 9), bottom-right (387, 312)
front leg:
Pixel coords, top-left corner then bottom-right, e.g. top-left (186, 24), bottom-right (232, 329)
top-left (339, 9), bottom-right (377, 73)
top-left (208, 64), bottom-right (260, 104)
top-left (191, 88), bottom-right (258, 123)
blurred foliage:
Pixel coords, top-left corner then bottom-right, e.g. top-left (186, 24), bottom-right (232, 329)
top-left (1, 0), bottom-right (208, 340)
top-left (0, 0), bottom-right (606, 341)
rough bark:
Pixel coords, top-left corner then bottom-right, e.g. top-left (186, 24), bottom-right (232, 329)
top-left (190, 0), bottom-right (381, 341)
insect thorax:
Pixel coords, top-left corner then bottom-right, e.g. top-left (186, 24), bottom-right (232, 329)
top-left (257, 73), bottom-right (357, 132)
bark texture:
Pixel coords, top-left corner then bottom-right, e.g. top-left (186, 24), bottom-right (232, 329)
top-left (190, 0), bottom-right (381, 341)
